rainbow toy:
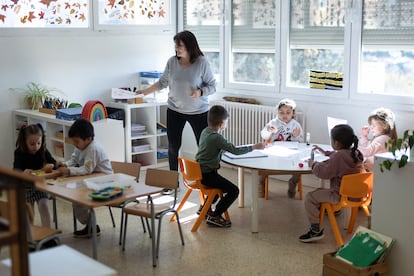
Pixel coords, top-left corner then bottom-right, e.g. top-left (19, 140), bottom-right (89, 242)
top-left (81, 100), bottom-right (108, 122)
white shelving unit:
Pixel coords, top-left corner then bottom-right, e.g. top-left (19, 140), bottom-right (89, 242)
top-left (13, 110), bottom-right (125, 162)
top-left (105, 101), bottom-right (168, 168)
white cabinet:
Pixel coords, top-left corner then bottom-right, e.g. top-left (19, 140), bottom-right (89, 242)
top-left (372, 155), bottom-right (414, 276)
top-left (13, 110), bottom-right (125, 162)
top-left (105, 101), bottom-right (168, 168)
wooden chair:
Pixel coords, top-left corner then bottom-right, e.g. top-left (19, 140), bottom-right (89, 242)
top-left (0, 167), bottom-right (46, 276)
top-left (108, 161), bottom-right (145, 245)
top-left (171, 157), bottom-right (231, 232)
top-left (319, 172), bottom-right (373, 247)
top-left (25, 203), bottom-right (62, 251)
top-left (121, 168), bottom-right (184, 267)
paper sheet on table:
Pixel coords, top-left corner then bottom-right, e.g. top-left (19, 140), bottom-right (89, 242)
top-left (300, 153), bottom-right (330, 162)
top-left (223, 150), bottom-right (268, 159)
top-left (327, 116), bottom-right (347, 137)
top-left (111, 88), bottom-right (144, 100)
top-left (271, 141), bottom-right (299, 149)
top-left (262, 145), bottom-right (299, 157)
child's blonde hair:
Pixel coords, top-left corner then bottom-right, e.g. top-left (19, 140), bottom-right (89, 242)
top-left (368, 107), bottom-right (397, 141)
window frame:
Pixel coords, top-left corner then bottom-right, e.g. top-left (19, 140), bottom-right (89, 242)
top-left (179, 0), bottom-right (414, 108)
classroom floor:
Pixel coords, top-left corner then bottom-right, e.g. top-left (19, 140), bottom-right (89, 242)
top-left (1, 166), bottom-right (370, 276)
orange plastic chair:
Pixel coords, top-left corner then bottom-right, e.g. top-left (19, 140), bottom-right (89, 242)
top-left (171, 157), bottom-right (230, 232)
top-left (263, 174), bottom-right (303, 200)
top-left (319, 172), bottom-right (373, 247)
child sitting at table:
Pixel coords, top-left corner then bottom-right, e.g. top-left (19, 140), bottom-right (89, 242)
top-left (196, 105), bottom-right (264, 227)
top-left (299, 124), bottom-right (364, 243)
top-left (57, 118), bottom-right (113, 238)
top-left (259, 98), bottom-right (304, 198)
top-left (13, 123), bottom-right (63, 228)
top-left (358, 107), bottom-right (397, 172)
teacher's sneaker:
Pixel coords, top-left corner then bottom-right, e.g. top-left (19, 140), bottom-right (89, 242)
top-left (299, 228), bottom-right (324, 243)
top-left (73, 224), bottom-right (101, 238)
top-left (206, 215), bottom-right (231, 228)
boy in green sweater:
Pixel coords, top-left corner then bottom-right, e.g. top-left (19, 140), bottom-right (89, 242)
top-left (196, 105), bottom-right (264, 227)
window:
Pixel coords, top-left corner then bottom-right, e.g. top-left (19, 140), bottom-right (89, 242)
top-left (359, 0), bottom-right (414, 96)
top-left (230, 0), bottom-right (276, 86)
top-left (287, 0), bottom-right (345, 90)
top-left (183, 0), bottom-right (221, 83)
top-left (0, 0), bottom-right (89, 28)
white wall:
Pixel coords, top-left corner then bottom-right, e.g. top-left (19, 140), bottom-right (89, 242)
top-left (1, 33), bottom-right (173, 167)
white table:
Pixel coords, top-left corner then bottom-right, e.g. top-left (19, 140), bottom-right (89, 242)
top-left (1, 245), bottom-right (117, 276)
top-left (221, 142), bottom-right (331, 233)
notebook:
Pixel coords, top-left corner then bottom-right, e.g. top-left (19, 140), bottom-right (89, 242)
top-left (223, 150), bottom-right (268, 159)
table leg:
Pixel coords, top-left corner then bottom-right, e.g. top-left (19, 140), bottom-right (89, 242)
top-left (251, 170), bottom-right (259, 233)
top-left (238, 167), bottom-right (244, 208)
top-left (90, 209), bottom-right (97, 260)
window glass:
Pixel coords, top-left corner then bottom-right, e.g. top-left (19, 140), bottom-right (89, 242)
top-left (0, 0), bottom-right (89, 28)
top-left (183, 0), bottom-right (221, 83)
top-left (360, 0), bottom-right (414, 96)
top-left (288, 0), bottom-right (345, 89)
top-left (97, 0), bottom-right (170, 25)
top-left (231, 0), bottom-right (276, 85)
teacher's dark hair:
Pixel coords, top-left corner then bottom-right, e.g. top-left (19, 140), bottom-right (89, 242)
top-left (174, 30), bottom-right (204, 64)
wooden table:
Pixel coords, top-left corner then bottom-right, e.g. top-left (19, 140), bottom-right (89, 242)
top-left (36, 173), bottom-right (162, 259)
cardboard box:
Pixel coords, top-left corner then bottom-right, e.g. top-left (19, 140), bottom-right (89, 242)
top-left (323, 252), bottom-right (387, 276)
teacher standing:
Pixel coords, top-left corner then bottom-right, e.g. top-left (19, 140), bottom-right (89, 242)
top-left (137, 30), bottom-right (217, 193)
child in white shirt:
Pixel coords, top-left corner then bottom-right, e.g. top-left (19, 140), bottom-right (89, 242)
top-left (259, 98), bottom-right (304, 198)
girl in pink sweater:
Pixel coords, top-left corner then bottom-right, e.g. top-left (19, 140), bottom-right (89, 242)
top-left (299, 124), bottom-right (364, 243)
top-left (358, 108), bottom-right (397, 171)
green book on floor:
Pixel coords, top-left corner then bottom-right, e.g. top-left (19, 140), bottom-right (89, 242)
top-left (335, 231), bottom-right (386, 267)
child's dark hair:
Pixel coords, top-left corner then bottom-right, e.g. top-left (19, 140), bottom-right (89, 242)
top-left (15, 124), bottom-right (46, 154)
top-left (68, 118), bottom-right (94, 140)
top-left (208, 105), bottom-right (229, 127)
top-left (331, 124), bottom-right (363, 163)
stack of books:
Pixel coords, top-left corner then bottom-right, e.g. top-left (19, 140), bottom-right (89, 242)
top-left (131, 123), bottom-right (147, 137)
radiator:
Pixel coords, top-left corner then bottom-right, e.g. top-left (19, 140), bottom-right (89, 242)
top-left (210, 100), bottom-right (278, 145)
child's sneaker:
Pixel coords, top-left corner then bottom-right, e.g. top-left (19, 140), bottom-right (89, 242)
top-left (197, 205), bottom-right (214, 218)
top-left (299, 228), bottom-right (324, 243)
top-left (206, 215), bottom-right (231, 228)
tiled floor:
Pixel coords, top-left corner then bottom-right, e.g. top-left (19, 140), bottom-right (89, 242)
top-left (1, 167), bottom-right (369, 275)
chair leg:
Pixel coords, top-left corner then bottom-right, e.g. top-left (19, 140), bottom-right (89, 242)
top-left (170, 189), bottom-right (192, 222)
top-left (264, 176), bottom-right (269, 200)
top-left (121, 213), bottom-right (128, 251)
top-left (145, 218), bottom-right (151, 238)
top-left (108, 206), bottom-right (116, 228)
top-left (191, 191), bottom-right (217, 232)
top-left (326, 207), bottom-right (344, 247)
top-left (72, 208), bottom-right (77, 232)
top-left (151, 216), bottom-right (156, 267)
top-left (118, 209), bottom-right (124, 245)
top-left (140, 217), bottom-right (147, 233)
top-left (52, 196), bottom-right (58, 229)
top-left (347, 207), bottom-right (359, 234)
